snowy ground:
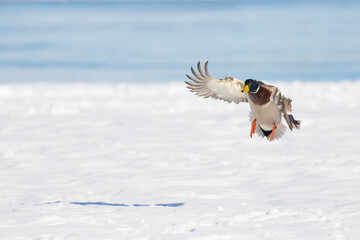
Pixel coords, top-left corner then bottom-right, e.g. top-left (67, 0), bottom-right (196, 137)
top-left (0, 81), bottom-right (360, 240)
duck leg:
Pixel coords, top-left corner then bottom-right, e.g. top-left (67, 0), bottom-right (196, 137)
top-left (269, 124), bottom-right (277, 141)
top-left (250, 119), bottom-right (256, 137)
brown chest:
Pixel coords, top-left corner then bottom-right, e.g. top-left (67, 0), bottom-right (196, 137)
top-left (248, 86), bottom-right (271, 105)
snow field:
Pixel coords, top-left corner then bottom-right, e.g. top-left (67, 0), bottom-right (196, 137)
top-left (0, 81), bottom-right (359, 239)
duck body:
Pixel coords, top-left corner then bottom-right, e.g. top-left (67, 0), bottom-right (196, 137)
top-left (246, 82), bottom-right (281, 131)
top-left (248, 94), bottom-right (281, 131)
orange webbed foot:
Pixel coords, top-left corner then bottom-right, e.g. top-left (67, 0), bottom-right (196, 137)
top-left (269, 124), bottom-right (277, 141)
top-left (250, 119), bottom-right (256, 138)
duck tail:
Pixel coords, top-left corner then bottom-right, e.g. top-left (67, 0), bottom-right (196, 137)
top-left (264, 122), bottom-right (286, 140)
top-left (248, 112), bottom-right (287, 140)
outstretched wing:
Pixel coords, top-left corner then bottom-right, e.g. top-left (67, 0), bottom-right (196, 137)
top-left (271, 88), bottom-right (301, 131)
top-left (185, 61), bottom-right (247, 104)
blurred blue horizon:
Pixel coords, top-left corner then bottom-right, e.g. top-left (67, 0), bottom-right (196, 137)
top-left (1, 1), bottom-right (360, 83)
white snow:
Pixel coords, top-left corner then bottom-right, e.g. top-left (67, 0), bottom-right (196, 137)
top-left (0, 81), bottom-right (360, 240)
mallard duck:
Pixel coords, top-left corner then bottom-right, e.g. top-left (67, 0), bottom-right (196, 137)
top-left (185, 61), bottom-right (301, 141)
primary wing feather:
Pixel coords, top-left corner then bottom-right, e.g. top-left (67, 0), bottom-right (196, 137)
top-left (185, 61), bottom-right (247, 104)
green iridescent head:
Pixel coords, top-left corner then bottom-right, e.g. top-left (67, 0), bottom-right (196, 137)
top-left (243, 79), bottom-right (260, 93)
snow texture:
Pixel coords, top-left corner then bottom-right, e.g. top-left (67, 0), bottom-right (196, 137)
top-left (0, 81), bottom-right (360, 240)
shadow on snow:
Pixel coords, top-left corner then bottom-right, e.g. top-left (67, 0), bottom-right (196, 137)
top-left (45, 201), bottom-right (184, 207)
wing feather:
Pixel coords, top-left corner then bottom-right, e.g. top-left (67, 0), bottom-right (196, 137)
top-left (272, 89), bottom-right (301, 130)
top-left (185, 61), bottom-right (247, 104)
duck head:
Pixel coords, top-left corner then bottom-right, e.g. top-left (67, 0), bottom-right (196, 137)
top-left (242, 79), bottom-right (260, 93)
